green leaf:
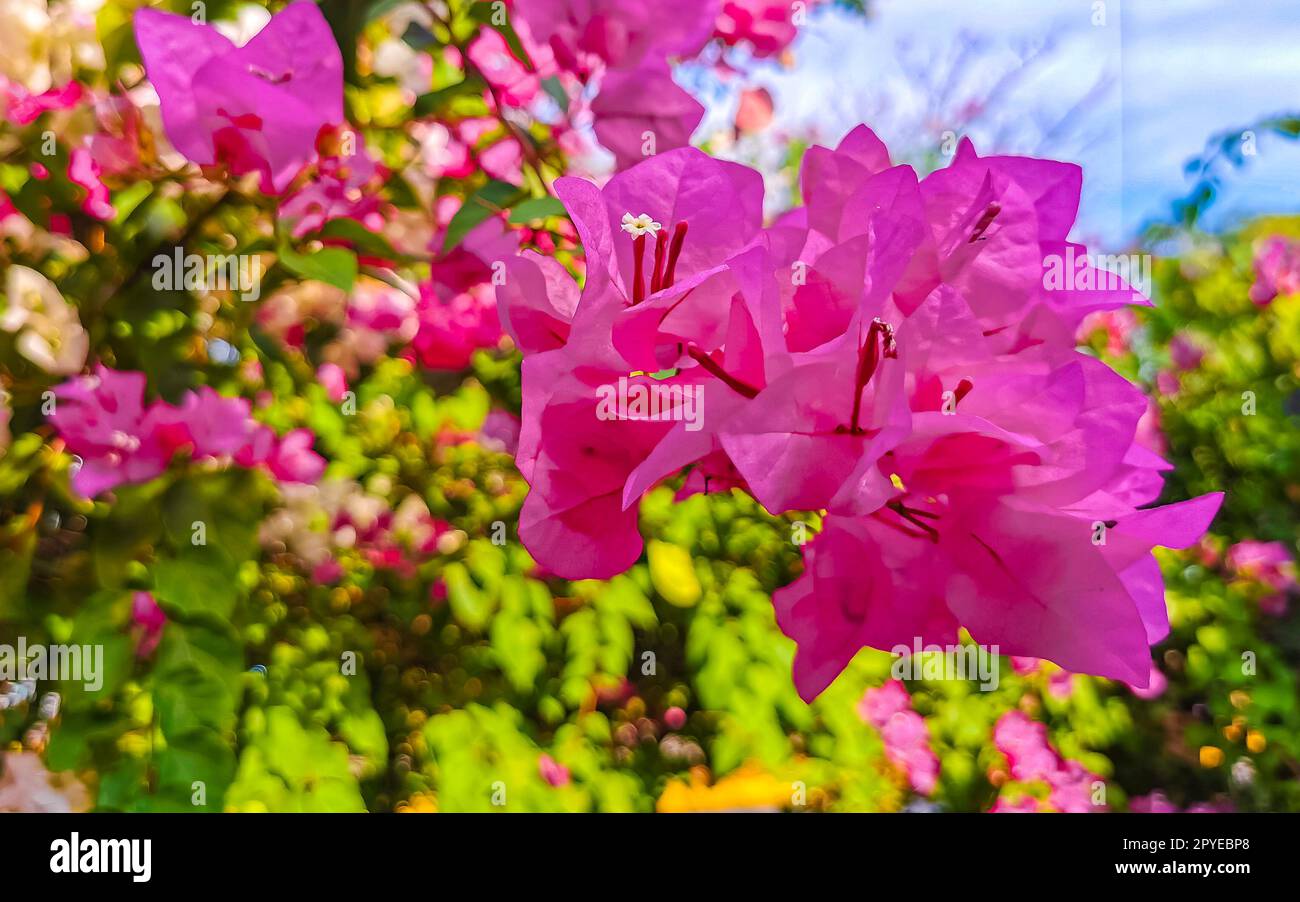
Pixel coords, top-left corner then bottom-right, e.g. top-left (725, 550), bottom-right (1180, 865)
top-left (316, 218), bottom-right (414, 263)
top-left (0, 529), bottom-right (36, 620)
top-left (413, 75), bottom-right (487, 118)
top-left (442, 180), bottom-right (526, 252)
top-left (444, 561), bottom-right (495, 631)
top-left (278, 245), bottom-right (357, 292)
top-left (508, 196), bottom-right (568, 224)
top-left (541, 76), bottom-right (571, 114)
top-left (153, 546), bottom-right (241, 622)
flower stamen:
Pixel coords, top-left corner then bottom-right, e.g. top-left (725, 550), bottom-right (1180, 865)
top-left (849, 317), bottom-right (897, 434)
top-left (969, 202), bottom-right (1001, 243)
top-left (686, 344), bottom-right (760, 399)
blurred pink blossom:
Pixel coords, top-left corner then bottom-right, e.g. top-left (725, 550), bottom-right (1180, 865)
top-left (1248, 235), bottom-right (1300, 306)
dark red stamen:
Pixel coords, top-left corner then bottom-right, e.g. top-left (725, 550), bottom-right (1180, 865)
top-left (871, 511), bottom-right (932, 541)
top-left (953, 378), bottom-right (974, 405)
top-left (663, 222), bottom-right (689, 288)
top-left (969, 202), bottom-right (1001, 243)
top-left (887, 501), bottom-right (940, 543)
top-left (849, 318), bottom-right (897, 434)
top-left (687, 345), bottom-right (760, 399)
top-left (632, 234), bottom-right (647, 304)
top-left (650, 230), bottom-right (668, 293)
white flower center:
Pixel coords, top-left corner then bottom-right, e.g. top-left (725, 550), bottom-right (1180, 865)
top-left (620, 212), bottom-right (662, 237)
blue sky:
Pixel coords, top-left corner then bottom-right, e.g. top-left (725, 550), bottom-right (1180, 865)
top-left (695, 0), bottom-right (1300, 248)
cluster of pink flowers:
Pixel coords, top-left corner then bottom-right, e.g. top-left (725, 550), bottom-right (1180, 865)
top-left (508, 0), bottom-right (717, 169)
top-left (50, 364), bottom-right (324, 498)
top-left (1, 79), bottom-right (84, 126)
top-left (991, 710), bottom-right (1101, 813)
top-left (1, 77), bottom-right (117, 224)
top-left (1226, 539), bottom-right (1297, 616)
top-left (504, 0), bottom-right (814, 169)
top-left (857, 680), bottom-right (939, 796)
top-left (714, 0), bottom-right (811, 58)
top-left (1248, 235), bottom-right (1300, 306)
top-left (412, 213), bottom-right (519, 370)
top-left (259, 481), bottom-right (453, 585)
top-left (499, 127), bottom-right (1223, 701)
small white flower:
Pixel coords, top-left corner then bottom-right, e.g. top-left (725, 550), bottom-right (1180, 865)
top-left (620, 212), bottom-right (662, 237)
top-left (2, 265), bottom-right (88, 375)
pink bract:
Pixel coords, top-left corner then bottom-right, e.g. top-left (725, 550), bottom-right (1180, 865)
top-left (502, 125), bottom-right (1225, 701)
top-left (134, 2), bottom-right (343, 194)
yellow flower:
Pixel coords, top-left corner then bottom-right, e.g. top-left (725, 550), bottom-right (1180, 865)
top-left (656, 763), bottom-right (793, 813)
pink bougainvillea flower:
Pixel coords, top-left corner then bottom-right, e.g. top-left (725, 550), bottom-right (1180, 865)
top-left (513, 306), bottom-right (762, 578)
top-left (916, 138), bottom-right (1148, 341)
top-left (52, 365), bottom-right (324, 496)
top-left (858, 680), bottom-right (939, 796)
top-left (50, 366), bottom-right (176, 497)
top-left (67, 148), bottom-right (114, 220)
top-left (130, 591), bottom-right (166, 658)
top-left (347, 277), bottom-right (418, 345)
top-left (718, 314), bottom-right (910, 514)
top-left (480, 409), bottom-right (522, 456)
top-left (514, 360), bottom-right (679, 578)
top-left (431, 212), bottom-right (520, 290)
top-left (538, 754), bottom-right (571, 787)
top-left (1248, 235), bottom-right (1300, 305)
top-left (261, 427), bottom-right (327, 484)
top-left (517, 0), bottom-right (720, 77)
top-left (773, 381), bottom-right (1225, 699)
top-left (447, 118), bottom-right (524, 185)
top-left (134, 1), bottom-right (343, 194)
top-left (1, 79), bottom-right (84, 126)
top-left (506, 123), bottom-right (1226, 706)
top-left (1077, 308), bottom-right (1138, 357)
top-left (317, 363), bottom-right (349, 403)
top-left (1226, 540), bottom-right (1297, 592)
top-left (496, 251), bottom-right (579, 354)
top-left (468, 27), bottom-right (540, 108)
top-left (507, 149), bottom-right (776, 576)
top-left (86, 94), bottom-right (151, 179)
top-left (552, 146), bottom-right (764, 342)
top-left (993, 711), bottom-right (1102, 813)
top-left (714, 0), bottom-right (807, 58)
top-left (1126, 660), bottom-right (1168, 700)
top-left (410, 283), bottom-right (502, 371)
top-left (1168, 331), bottom-right (1205, 371)
top-left (590, 62), bottom-right (705, 170)
top-left (408, 215), bottom-right (520, 369)
top-left (153, 386), bottom-right (261, 459)
top-left (778, 127), bottom-right (937, 348)
top-left (279, 127), bottom-right (388, 239)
